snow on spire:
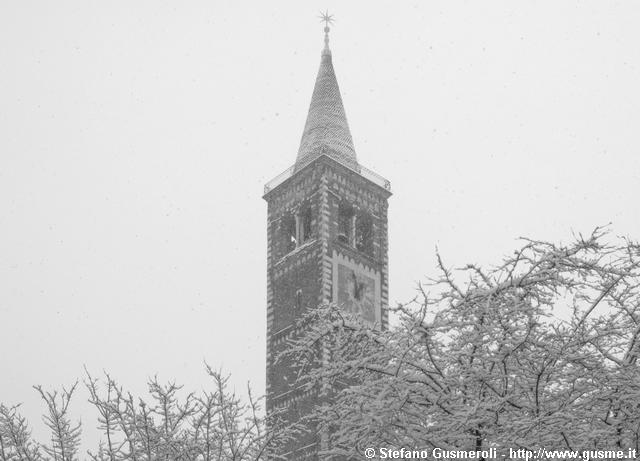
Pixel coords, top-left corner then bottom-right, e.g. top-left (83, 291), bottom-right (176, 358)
top-left (295, 12), bottom-right (358, 171)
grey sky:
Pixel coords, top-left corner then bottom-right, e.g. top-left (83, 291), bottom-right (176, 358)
top-left (1, 0), bottom-right (638, 449)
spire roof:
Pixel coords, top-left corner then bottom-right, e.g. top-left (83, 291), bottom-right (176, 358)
top-left (295, 18), bottom-right (357, 170)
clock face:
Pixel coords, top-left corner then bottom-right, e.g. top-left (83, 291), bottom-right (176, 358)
top-left (337, 263), bottom-right (376, 324)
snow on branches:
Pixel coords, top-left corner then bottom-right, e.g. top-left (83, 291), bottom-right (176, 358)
top-left (284, 228), bottom-right (640, 455)
top-left (0, 367), bottom-right (291, 461)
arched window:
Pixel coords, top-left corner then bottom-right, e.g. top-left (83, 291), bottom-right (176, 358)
top-left (280, 207), bottom-right (314, 257)
top-left (281, 214), bottom-right (296, 254)
top-left (355, 212), bottom-right (374, 256)
top-left (300, 206), bottom-right (313, 243)
top-left (338, 203), bottom-right (355, 245)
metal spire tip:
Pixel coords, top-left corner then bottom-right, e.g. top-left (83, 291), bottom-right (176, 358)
top-left (318, 10), bottom-right (335, 54)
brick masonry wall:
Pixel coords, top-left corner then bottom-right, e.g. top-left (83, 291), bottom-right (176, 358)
top-left (321, 160), bottom-right (390, 330)
top-left (264, 156), bottom-right (391, 458)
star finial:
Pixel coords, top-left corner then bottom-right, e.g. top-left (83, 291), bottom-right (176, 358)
top-left (318, 10), bottom-right (335, 29)
top-left (318, 10), bottom-right (335, 54)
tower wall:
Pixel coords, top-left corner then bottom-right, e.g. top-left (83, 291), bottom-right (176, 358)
top-left (322, 162), bottom-right (390, 329)
top-left (265, 157), bottom-right (390, 459)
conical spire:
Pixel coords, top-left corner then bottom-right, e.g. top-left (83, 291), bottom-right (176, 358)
top-left (295, 14), bottom-right (357, 171)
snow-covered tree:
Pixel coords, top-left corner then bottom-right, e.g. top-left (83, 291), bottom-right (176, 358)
top-left (35, 383), bottom-right (82, 461)
top-left (285, 228), bottom-right (640, 456)
top-left (0, 403), bottom-right (42, 461)
top-left (83, 365), bottom-right (291, 461)
top-left (0, 367), bottom-right (291, 461)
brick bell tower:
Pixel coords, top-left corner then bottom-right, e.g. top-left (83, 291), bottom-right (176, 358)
top-left (263, 16), bottom-right (391, 459)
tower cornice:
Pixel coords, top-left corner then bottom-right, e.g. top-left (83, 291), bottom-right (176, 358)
top-left (263, 153), bottom-right (391, 201)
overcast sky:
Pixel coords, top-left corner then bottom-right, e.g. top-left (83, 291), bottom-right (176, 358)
top-left (1, 0), bottom-right (638, 449)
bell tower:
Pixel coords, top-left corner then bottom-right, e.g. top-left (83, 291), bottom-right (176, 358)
top-left (264, 15), bottom-right (391, 459)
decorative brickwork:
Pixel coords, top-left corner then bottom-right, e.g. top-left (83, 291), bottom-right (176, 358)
top-left (265, 157), bottom-right (391, 459)
top-left (264, 31), bottom-right (391, 460)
